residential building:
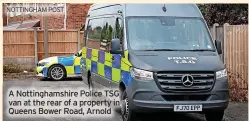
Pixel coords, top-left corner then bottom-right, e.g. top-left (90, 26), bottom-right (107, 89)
top-left (3, 3), bottom-right (92, 30)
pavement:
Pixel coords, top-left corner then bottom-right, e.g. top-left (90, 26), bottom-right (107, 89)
top-left (2, 76), bottom-right (248, 121)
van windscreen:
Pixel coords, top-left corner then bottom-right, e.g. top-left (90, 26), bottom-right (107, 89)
top-left (127, 17), bottom-right (215, 51)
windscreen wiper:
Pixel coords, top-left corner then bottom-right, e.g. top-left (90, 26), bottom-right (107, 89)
top-left (184, 49), bottom-right (215, 51)
top-left (141, 49), bottom-right (214, 51)
top-left (142, 49), bottom-right (178, 51)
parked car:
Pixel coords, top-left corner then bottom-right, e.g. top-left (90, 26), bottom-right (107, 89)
top-left (81, 4), bottom-right (229, 121)
top-left (36, 50), bottom-right (82, 80)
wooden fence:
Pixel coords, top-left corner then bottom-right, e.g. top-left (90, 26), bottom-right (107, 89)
top-left (210, 24), bottom-right (248, 91)
top-left (3, 29), bottom-right (84, 69)
top-left (3, 25), bottom-right (248, 91)
top-left (37, 30), bottom-right (84, 60)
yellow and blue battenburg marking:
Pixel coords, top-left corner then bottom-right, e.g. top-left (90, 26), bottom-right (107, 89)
top-left (38, 47), bottom-right (133, 86)
top-left (39, 56), bottom-right (83, 77)
top-left (82, 47), bottom-right (133, 86)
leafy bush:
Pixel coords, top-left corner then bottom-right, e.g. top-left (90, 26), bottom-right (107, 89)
top-left (3, 63), bottom-right (22, 73)
top-left (197, 4), bottom-right (248, 26)
top-left (228, 71), bottom-right (248, 102)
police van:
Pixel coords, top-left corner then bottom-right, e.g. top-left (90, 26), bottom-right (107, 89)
top-left (81, 4), bottom-right (229, 121)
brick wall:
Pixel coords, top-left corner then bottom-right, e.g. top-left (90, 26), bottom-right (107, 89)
top-left (66, 4), bottom-right (92, 29)
top-left (6, 3), bottom-right (92, 30)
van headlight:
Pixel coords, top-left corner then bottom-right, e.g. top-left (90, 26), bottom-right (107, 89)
top-left (130, 67), bottom-right (153, 80)
top-left (216, 69), bottom-right (227, 79)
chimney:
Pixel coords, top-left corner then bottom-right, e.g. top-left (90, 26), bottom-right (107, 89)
top-left (3, 3), bottom-right (7, 26)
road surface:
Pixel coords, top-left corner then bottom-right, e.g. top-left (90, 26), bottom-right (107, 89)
top-left (3, 77), bottom-right (247, 121)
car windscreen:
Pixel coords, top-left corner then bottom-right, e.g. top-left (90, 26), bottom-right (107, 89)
top-left (126, 16), bottom-right (215, 51)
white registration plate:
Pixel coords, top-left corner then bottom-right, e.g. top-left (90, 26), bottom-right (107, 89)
top-left (174, 105), bottom-right (202, 112)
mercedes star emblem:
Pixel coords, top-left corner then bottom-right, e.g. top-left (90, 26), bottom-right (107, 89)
top-left (181, 74), bottom-right (194, 87)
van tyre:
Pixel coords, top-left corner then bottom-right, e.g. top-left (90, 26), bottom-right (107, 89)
top-left (88, 75), bottom-right (94, 91)
top-left (121, 90), bottom-right (138, 121)
top-left (205, 111), bottom-right (224, 121)
top-left (48, 65), bottom-right (66, 81)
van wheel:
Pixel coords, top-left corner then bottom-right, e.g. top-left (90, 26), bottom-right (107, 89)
top-left (88, 75), bottom-right (94, 91)
top-left (48, 65), bottom-right (65, 81)
top-left (205, 111), bottom-right (224, 121)
top-left (121, 90), bottom-right (138, 121)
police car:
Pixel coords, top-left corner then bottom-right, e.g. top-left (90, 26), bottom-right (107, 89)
top-left (36, 50), bottom-right (82, 80)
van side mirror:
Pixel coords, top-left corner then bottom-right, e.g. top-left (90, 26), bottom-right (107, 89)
top-left (110, 39), bottom-right (123, 55)
top-left (215, 40), bottom-right (222, 54)
top-left (84, 30), bottom-right (87, 37)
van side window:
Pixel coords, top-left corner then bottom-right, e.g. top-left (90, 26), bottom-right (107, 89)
top-left (86, 18), bottom-right (104, 50)
top-left (115, 18), bottom-right (124, 51)
top-left (100, 17), bottom-right (115, 52)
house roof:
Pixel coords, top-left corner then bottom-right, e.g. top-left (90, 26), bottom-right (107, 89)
top-left (3, 19), bottom-right (40, 30)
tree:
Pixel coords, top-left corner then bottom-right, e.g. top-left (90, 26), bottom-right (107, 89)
top-left (197, 4), bottom-right (248, 26)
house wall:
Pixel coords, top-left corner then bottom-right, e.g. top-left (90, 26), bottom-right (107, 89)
top-left (6, 3), bottom-right (92, 29)
top-left (66, 4), bottom-right (92, 29)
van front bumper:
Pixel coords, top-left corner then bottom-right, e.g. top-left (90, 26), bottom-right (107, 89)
top-left (126, 77), bottom-right (229, 113)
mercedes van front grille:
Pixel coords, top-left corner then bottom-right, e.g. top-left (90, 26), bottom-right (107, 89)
top-left (156, 71), bottom-right (215, 92)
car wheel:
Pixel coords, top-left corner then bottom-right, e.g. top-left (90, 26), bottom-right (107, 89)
top-left (48, 65), bottom-right (65, 81)
top-left (121, 90), bottom-right (138, 121)
top-left (205, 111), bottom-right (224, 121)
top-left (88, 74), bottom-right (94, 91)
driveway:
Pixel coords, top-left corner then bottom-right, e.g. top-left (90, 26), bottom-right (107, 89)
top-left (3, 77), bottom-right (248, 121)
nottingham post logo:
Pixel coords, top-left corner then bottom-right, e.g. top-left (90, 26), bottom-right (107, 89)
top-left (6, 3), bottom-right (65, 15)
